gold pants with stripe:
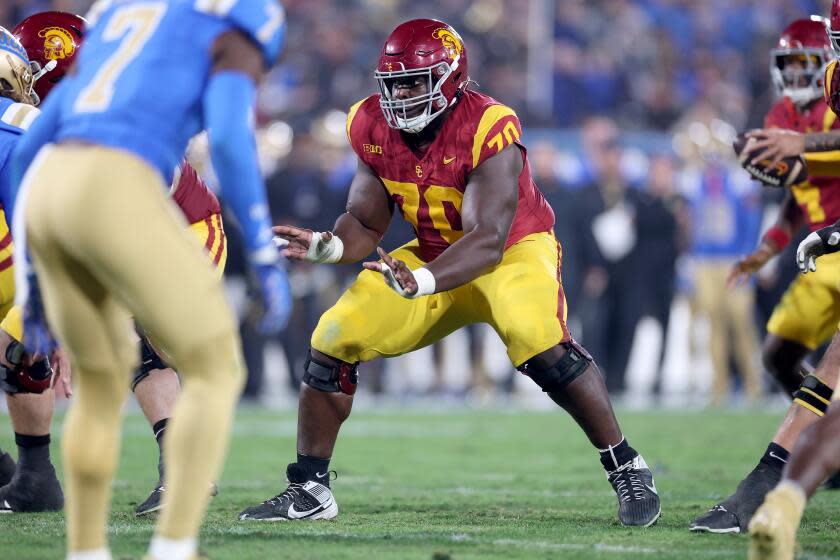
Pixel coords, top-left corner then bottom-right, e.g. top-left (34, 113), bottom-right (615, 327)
top-left (22, 145), bottom-right (245, 551)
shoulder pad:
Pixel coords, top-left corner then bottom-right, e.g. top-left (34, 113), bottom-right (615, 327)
top-left (471, 103), bottom-right (521, 169)
top-left (345, 96), bottom-right (376, 142)
top-left (764, 99), bottom-right (795, 129)
top-left (195, 0), bottom-right (286, 66)
top-left (0, 102), bottom-right (40, 133)
top-left (84, 0), bottom-right (115, 28)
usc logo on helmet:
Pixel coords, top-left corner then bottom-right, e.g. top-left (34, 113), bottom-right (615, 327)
top-left (433, 28), bottom-right (463, 59)
top-left (38, 27), bottom-right (76, 61)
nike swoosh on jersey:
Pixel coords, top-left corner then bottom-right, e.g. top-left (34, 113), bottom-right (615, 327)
top-left (443, 156), bottom-right (456, 164)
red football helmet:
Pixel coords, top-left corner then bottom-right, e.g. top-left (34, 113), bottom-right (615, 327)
top-left (374, 19), bottom-right (469, 133)
top-left (770, 16), bottom-right (833, 107)
top-left (13, 11), bottom-right (86, 103)
top-left (831, 0), bottom-right (840, 52)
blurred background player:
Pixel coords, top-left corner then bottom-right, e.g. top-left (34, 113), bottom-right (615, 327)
top-left (9, 2), bottom-right (289, 560)
top-left (240, 18), bottom-right (660, 528)
top-left (689, 15), bottom-right (840, 535)
top-left (131, 160), bottom-right (230, 516)
top-left (746, 7), bottom-right (840, 557)
top-left (0, 10), bottom-right (83, 514)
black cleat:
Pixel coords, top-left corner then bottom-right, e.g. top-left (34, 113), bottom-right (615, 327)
top-left (135, 484), bottom-right (164, 516)
top-left (822, 470), bottom-right (840, 490)
top-left (135, 482), bottom-right (218, 516)
top-left (0, 451), bottom-right (15, 488)
top-left (0, 464), bottom-right (63, 513)
top-left (239, 464), bottom-right (337, 522)
top-left (689, 460), bottom-right (782, 533)
top-left (607, 454), bottom-right (661, 527)
top-left (689, 504), bottom-right (741, 534)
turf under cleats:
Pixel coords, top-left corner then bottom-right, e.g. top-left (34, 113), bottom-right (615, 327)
top-left (135, 483), bottom-right (219, 516)
top-left (689, 460), bottom-right (783, 533)
top-left (748, 484), bottom-right (806, 560)
top-left (606, 454), bottom-right (661, 527)
top-left (0, 464), bottom-right (63, 513)
top-left (238, 463), bottom-right (338, 522)
top-left (0, 451), bottom-right (14, 487)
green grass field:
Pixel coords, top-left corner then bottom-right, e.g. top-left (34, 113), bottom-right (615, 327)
top-left (0, 406), bottom-right (839, 559)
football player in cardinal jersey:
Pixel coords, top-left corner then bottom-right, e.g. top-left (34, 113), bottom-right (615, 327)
top-left (239, 18), bottom-right (661, 528)
top-left (8, 1), bottom-right (289, 559)
top-left (747, 4), bottom-right (840, 558)
top-left (690, 16), bottom-right (840, 535)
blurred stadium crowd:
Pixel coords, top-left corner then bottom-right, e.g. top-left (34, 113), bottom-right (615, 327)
top-left (2, 0), bottom-right (833, 407)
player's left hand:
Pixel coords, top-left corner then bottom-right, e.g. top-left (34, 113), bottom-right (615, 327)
top-left (363, 247), bottom-right (419, 297)
top-left (797, 223), bottom-right (840, 273)
top-left (254, 262), bottom-right (292, 335)
top-left (50, 347), bottom-right (72, 398)
top-left (745, 129), bottom-right (805, 168)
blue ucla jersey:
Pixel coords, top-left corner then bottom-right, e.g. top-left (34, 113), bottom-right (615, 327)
top-left (0, 97), bottom-right (40, 210)
top-left (48, 0), bottom-right (285, 183)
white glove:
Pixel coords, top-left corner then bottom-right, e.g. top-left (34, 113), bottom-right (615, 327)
top-left (796, 229), bottom-right (840, 274)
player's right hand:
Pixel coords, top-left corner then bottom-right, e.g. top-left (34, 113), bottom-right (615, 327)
top-left (273, 226), bottom-right (343, 263)
top-left (727, 247), bottom-right (774, 288)
top-left (797, 222), bottom-right (840, 273)
top-left (745, 129), bottom-right (805, 168)
top-left (253, 262), bottom-right (292, 335)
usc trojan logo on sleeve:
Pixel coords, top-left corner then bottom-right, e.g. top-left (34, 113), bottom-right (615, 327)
top-left (38, 27), bottom-right (76, 60)
top-left (433, 28), bottom-right (463, 59)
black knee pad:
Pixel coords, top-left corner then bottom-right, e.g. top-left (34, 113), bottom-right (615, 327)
top-left (519, 340), bottom-right (593, 393)
top-left (793, 375), bottom-right (833, 417)
top-left (131, 336), bottom-right (169, 392)
top-left (303, 350), bottom-right (358, 395)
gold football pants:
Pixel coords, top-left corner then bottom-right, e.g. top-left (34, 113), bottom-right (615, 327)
top-left (21, 145), bottom-right (245, 551)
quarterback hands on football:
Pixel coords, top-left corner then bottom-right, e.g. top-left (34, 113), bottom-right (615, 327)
top-left (797, 221), bottom-right (840, 273)
top-left (727, 246), bottom-right (775, 288)
top-left (363, 247), bottom-right (436, 299)
top-left (273, 225), bottom-right (344, 263)
top-left (745, 129), bottom-right (805, 168)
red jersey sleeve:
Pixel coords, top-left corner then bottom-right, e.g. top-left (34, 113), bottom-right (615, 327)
top-left (470, 104), bottom-right (522, 171)
top-left (171, 161), bottom-right (221, 224)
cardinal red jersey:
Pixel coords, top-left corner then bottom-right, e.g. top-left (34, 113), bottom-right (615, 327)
top-left (765, 97), bottom-right (840, 230)
top-left (346, 90), bottom-right (555, 262)
top-left (171, 161), bottom-right (221, 224)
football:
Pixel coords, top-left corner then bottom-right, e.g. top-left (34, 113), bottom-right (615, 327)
top-left (733, 132), bottom-right (808, 188)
